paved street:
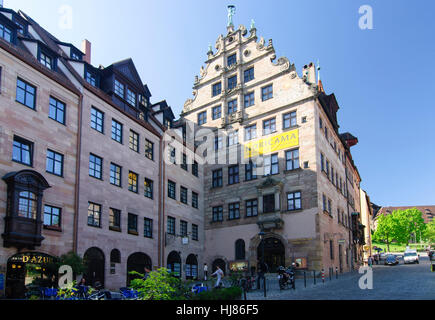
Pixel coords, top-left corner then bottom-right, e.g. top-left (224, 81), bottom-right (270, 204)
top-left (246, 256), bottom-right (435, 300)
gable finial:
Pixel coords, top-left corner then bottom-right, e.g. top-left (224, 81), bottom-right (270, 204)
top-left (250, 19), bottom-right (256, 30)
top-left (227, 5), bottom-right (236, 27)
top-left (317, 59), bottom-right (321, 81)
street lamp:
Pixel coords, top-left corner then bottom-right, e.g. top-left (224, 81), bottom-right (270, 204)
top-left (258, 230), bottom-right (266, 297)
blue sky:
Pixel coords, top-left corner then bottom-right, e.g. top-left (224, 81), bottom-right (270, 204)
top-left (6, 0), bottom-right (435, 207)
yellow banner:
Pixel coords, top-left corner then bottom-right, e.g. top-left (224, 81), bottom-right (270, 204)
top-left (244, 129), bottom-right (299, 159)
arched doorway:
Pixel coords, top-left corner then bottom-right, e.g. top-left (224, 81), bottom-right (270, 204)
top-left (6, 252), bottom-right (57, 299)
top-left (257, 237), bottom-right (285, 273)
top-left (126, 252), bottom-right (152, 286)
top-left (83, 247), bottom-right (105, 288)
top-left (167, 251), bottom-right (181, 278)
top-left (212, 258), bottom-right (226, 275)
top-left (185, 254), bottom-right (198, 280)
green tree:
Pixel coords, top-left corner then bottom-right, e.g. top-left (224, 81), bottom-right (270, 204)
top-left (392, 209), bottom-right (426, 245)
top-left (373, 214), bottom-right (395, 252)
top-left (424, 220), bottom-right (435, 245)
top-left (129, 268), bottom-right (184, 300)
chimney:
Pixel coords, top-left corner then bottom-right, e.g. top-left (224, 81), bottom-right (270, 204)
top-left (0, 0), bottom-right (3, 8)
top-left (81, 39), bottom-right (91, 64)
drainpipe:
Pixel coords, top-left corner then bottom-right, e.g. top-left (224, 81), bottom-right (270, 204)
top-left (73, 93), bottom-right (84, 254)
top-left (158, 138), bottom-right (165, 268)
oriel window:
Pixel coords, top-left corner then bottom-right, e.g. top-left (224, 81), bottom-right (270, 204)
top-left (18, 191), bottom-right (37, 219)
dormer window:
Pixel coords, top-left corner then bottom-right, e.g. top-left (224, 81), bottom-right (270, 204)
top-left (85, 71), bottom-right (97, 86)
top-left (114, 79), bottom-right (125, 98)
top-left (15, 22), bottom-right (24, 35)
top-left (39, 51), bottom-right (54, 70)
top-left (71, 52), bottom-right (81, 60)
top-left (0, 23), bottom-right (12, 43)
top-left (127, 89), bottom-right (136, 106)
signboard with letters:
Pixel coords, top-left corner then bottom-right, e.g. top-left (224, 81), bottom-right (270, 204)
top-left (244, 129), bottom-right (299, 159)
top-left (229, 261), bottom-right (249, 272)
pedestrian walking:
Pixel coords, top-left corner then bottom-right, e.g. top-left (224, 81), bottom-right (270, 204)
top-left (211, 266), bottom-right (224, 288)
top-left (368, 256), bottom-right (373, 268)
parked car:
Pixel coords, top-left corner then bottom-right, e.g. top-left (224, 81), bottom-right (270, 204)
top-left (403, 250), bottom-right (419, 264)
top-left (384, 254), bottom-right (399, 266)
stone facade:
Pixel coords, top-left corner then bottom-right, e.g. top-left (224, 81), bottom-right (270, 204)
top-left (180, 24), bottom-right (363, 273)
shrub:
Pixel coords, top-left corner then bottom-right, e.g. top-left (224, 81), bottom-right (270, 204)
top-left (193, 286), bottom-right (242, 300)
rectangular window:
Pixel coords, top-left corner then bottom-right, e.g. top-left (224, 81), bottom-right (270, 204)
top-left (212, 82), bottom-right (222, 97)
top-left (330, 240), bottom-right (334, 260)
top-left (126, 89), bottom-right (136, 106)
top-left (228, 99), bottom-right (238, 114)
top-left (245, 124), bottom-right (257, 141)
top-left (320, 153), bottom-right (325, 172)
top-left (228, 130), bottom-right (239, 146)
top-left (264, 153), bottom-right (279, 176)
top-left (212, 105), bottom-right (221, 120)
top-left (89, 154), bottom-right (102, 179)
top-left (43, 205), bottom-right (61, 228)
top-left (244, 67), bottom-right (254, 83)
top-left (192, 161), bottom-right (199, 177)
top-left (145, 139), bottom-right (154, 160)
top-left (326, 160), bottom-right (330, 179)
top-left (229, 202), bottom-right (240, 220)
top-left (212, 169), bottom-right (223, 188)
top-left (144, 178), bottom-right (154, 199)
top-left (328, 199), bottom-right (332, 214)
top-left (322, 194), bottom-right (327, 212)
top-left (12, 136), bottom-right (33, 166)
top-left (128, 213), bottom-right (138, 234)
top-left (198, 111), bottom-right (207, 125)
top-left (111, 119), bottom-right (123, 143)
top-left (192, 191), bottom-right (199, 209)
top-left (212, 206), bottom-right (223, 222)
top-left (246, 199), bottom-right (258, 217)
top-left (287, 192), bottom-right (302, 211)
top-left (109, 208), bottom-right (121, 231)
top-left (214, 136), bottom-right (223, 150)
top-left (91, 107), bottom-right (104, 133)
top-left (129, 130), bottom-right (139, 152)
top-left (169, 146), bottom-right (176, 164)
top-left (181, 153), bottom-right (188, 171)
top-left (87, 202), bottom-right (101, 228)
top-left (168, 180), bottom-right (176, 199)
top-left (16, 78), bottom-right (36, 110)
top-left (227, 53), bottom-right (237, 66)
top-left (144, 218), bottom-right (153, 238)
top-left (110, 163), bottom-right (122, 187)
top-left (114, 79), bottom-right (124, 98)
top-left (167, 216), bottom-right (176, 235)
top-left (262, 84), bottom-right (273, 101)
top-left (49, 97), bottom-right (66, 124)
top-left (228, 75), bottom-right (237, 90)
top-left (180, 220), bottom-right (188, 237)
top-left (245, 160), bottom-right (257, 181)
top-left (0, 23), bottom-right (12, 42)
top-left (263, 194), bottom-right (275, 213)
top-left (46, 149), bottom-right (64, 177)
top-left (228, 165), bottom-right (239, 185)
top-left (283, 111), bottom-right (297, 129)
top-left (128, 171), bottom-right (138, 193)
top-left (180, 186), bottom-right (188, 204)
top-left (285, 149), bottom-right (300, 171)
top-left (244, 92), bottom-right (255, 108)
top-left (192, 224), bottom-right (198, 241)
top-left (263, 118), bottom-right (276, 135)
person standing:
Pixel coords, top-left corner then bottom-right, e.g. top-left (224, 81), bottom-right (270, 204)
top-left (256, 260), bottom-right (267, 290)
top-left (203, 263), bottom-right (208, 281)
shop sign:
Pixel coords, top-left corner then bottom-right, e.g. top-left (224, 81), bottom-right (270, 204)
top-left (229, 261), bottom-right (248, 272)
top-left (244, 129), bottom-right (299, 159)
top-left (9, 252), bottom-right (55, 265)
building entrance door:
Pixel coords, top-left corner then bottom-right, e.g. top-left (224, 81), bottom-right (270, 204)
top-left (83, 247), bottom-right (105, 288)
top-left (257, 237), bottom-right (285, 273)
top-left (339, 244), bottom-right (343, 273)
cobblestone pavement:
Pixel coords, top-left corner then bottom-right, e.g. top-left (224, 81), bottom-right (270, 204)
top-left (245, 256), bottom-right (435, 300)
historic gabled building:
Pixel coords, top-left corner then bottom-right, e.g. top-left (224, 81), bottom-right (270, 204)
top-left (180, 20), bottom-right (366, 273)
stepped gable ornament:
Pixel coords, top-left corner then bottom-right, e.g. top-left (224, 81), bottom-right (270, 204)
top-left (239, 24), bottom-right (247, 36)
top-left (257, 36), bottom-right (266, 50)
top-left (250, 19), bottom-right (255, 30)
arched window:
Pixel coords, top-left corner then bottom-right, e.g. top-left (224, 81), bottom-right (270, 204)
top-left (185, 254), bottom-right (198, 280)
top-left (235, 239), bottom-right (245, 260)
top-left (167, 251), bottom-right (182, 278)
top-left (110, 249), bottom-right (121, 263)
